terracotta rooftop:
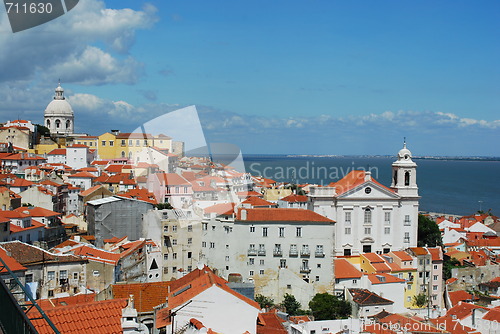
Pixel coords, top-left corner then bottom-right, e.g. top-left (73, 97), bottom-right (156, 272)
top-left (236, 208), bottom-right (334, 223)
top-left (30, 298), bottom-right (128, 334)
top-left (366, 273), bottom-right (406, 284)
top-left (279, 194), bottom-right (308, 203)
top-left (1, 241), bottom-right (85, 266)
top-left (36, 293), bottom-right (96, 308)
top-left (204, 202), bottom-right (236, 216)
top-left (79, 184), bottom-right (105, 197)
top-left (448, 290), bottom-right (479, 307)
top-left (334, 259), bottom-right (362, 279)
top-left (445, 302), bottom-right (488, 320)
top-left (241, 196), bottom-right (275, 207)
top-left (431, 315), bottom-right (481, 334)
top-left (379, 314), bottom-right (444, 333)
top-left (0, 247), bottom-right (27, 273)
top-left (111, 281), bottom-right (172, 313)
top-left (67, 171), bottom-right (96, 178)
top-left (329, 170), bottom-right (395, 196)
top-left (14, 206), bottom-right (61, 217)
top-left (156, 172), bottom-right (190, 186)
top-left (47, 148), bottom-right (66, 155)
top-left (117, 188), bottom-right (158, 205)
top-left (348, 288), bottom-right (394, 306)
top-left (389, 250), bottom-right (413, 262)
top-left (257, 312), bottom-right (287, 334)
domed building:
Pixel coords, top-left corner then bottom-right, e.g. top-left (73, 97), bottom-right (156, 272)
top-left (44, 82), bottom-right (74, 136)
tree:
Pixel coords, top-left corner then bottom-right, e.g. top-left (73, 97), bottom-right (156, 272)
top-left (412, 293), bottom-right (428, 308)
top-left (281, 293), bottom-right (301, 316)
top-left (155, 202), bottom-right (173, 210)
top-left (308, 293), bottom-right (351, 320)
top-left (443, 255), bottom-right (462, 281)
top-left (255, 294), bottom-right (274, 309)
top-left (417, 214), bottom-right (442, 247)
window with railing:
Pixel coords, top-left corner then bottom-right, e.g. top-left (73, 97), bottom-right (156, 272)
top-left (404, 215), bottom-right (411, 226)
top-left (315, 245), bottom-right (325, 257)
top-left (274, 244), bottom-right (282, 256)
top-left (301, 245), bottom-right (310, 257)
top-left (289, 244), bottom-right (298, 256)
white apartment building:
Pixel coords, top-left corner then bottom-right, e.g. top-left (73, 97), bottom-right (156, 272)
top-left (308, 143), bottom-right (419, 256)
top-left (201, 207), bottom-right (336, 308)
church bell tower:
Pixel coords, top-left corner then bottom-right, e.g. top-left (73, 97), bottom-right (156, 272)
top-left (391, 140), bottom-right (418, 197)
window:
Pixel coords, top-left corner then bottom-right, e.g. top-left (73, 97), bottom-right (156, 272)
top-left (383, 248), bottom-right (390, 254)
top-left (315, 276), bottom-right (320, 282)
top-left (59, 270), bottom-right (68, 279)
top-left (172, 239), bottom-right (177, 246)
top-left (433, 275), bottom-right (438, 281)
top-left (101, 140), bottom-right (106, 146)
top-left (136, 140), bottom-right (140, 146)
top-left (344, 249), bottom-right (351, 256)
top-left (404, 215), bottom-right (411, 225)
top-left (249, 258), bottom-right (254, 265)
top-left (384, 212), bottom-right (391, 224)
top-left (384, 227), bottom-right (390, 234)
top-left (188, 252), bottom-right (192, 258)
top-left (172, 253), bottom-right (177, 259)
top-left (363, 245), bottom-right (372, 253)
top-left (260, 259), bottom-right (265, 265)
top-left (172, 225), bottom-right (177, 232)
top-left (164, 254), bottom-right (168, 260)
top-left (345, 212), bottom-right (351, 224)
top-left (279, 227), bottom-right (285, 237)
top-left (187, 238), bottom-right (192, 245)
top-left (434, 265), bottom-right (438, 270)
top-left (225, 256), bottom-right (230, 262)
top-left (121, 140), bottom-right (126, 146)
top-left (202, 241), bottom-right (206, 248)
top-left (164, 226), bottom-right (169, 232)
top-left (296, 227), bottom-right (302, 237)
top-left (405, 171), bottom-right (410, 186)
top-left (250, 226), bottom-right (255, 233)
top-left (202, 223), bottom-right (208, 231)
top-left (345, 227), bottom-right (351, 235)
top-left (48, 290), bottom-right (54, 297)
top-left (26, 274), bottom-right (33, 283)
top-left (188, 266), bottom-right (192, 272)
top-left (364, 208), bottom-right (372, 224)
top-left (404, 232), bottom-right (410, 242)
top-left (129, 139), bottom-right (133, 146)
top-left (315, 245), bottom-right (324, 256)
top-left (109, 141), bottom-right (114, 146)
top-left (280, 259), bottom-right (286, 268)
top-left (364, 227), bottom-right (371, 235)
top-left (260, 270), bottom-right (265, 275)
top-left (73, 272), bottom-right (78, 280)
top-left (249, 270), bottom-right (254, 276)
top-left (188, 225), bottom-right (193, 232)
top-left (262, 227), bottom-right (268, 237)
top-left (210, 242), bottom-right (215, 248)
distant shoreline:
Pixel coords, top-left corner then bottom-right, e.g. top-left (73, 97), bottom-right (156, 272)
top-left (241, 154), bottom-right (500, 162)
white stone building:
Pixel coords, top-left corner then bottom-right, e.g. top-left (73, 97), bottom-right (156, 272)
top-left (308, 143), bottom-right (419, 256)
top-left (44, 82), bottom-right (74, 136)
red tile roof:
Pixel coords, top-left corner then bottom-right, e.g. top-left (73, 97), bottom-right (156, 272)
top-left (445, 302), bottom-right (488, 320)
top-left (10, 178), bottom-right (35, 187)
top-left (257, 312), bottom-right (287, 334)
top-left (14, 206), bottom-right (61, 217)
top-left (9, 219), bottom-right (45, 233)
top-left (448, 290), bottom-right (479, 307)
top-left (117, 188), bottom-right (158, 205)
top-left (36, 293), bottom-right (96, 308)
top-left (335, 259), bottom-right (362, 279)
top-left (69, 245), bottom-right (121, 265)
top-left (30, 298), bottom-right (128, 334)
top-left (111, 281), bottom-right (172, 313)
top-left (79, 184), bottom-right (105, 197)
top-left (390, 251), bottom-right (413, 262)
top-left (366, 273), bottom-right (406, 284)
top-left (204, 202), bottom-right (237, 216)
top-left (237, 208), bottom-right (334, 223)
top-left (431, 315), bottom-right (481, 334)
top-left (379, 314), bottom-right (444, 333)
top-left (157, 172), bottom-right (190, 186)
top-left (349, 288), bottom-right (394, 306)
top-left (67, 171), bottom-right (96, 178)
top-left (279, 194), bottom-right (308, 203)
top-left (47, 148), bottom-right (66, 155)
top-left (0, 247), bottom-right (27, 273)
top-left (1, 241), bottom-right (85, 266)
top-left (329, 170), bottom-right (395, 196)
top-left (241, 196), bottom-right (275, 207)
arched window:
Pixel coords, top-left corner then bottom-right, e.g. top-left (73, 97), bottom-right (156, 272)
top-left (66, 120), bottom-right (71, 129)
top-left (46, 119), bottom-right (51, 128)
top-left (121, 151), bottom-right (126, 158)
top-left (404, 171), bottom-right (410, 186)
top-left (55, 119), bottom-right (61, 128)
top-left (364, 208), bottom-right (372, 225)
top-left (393, 170), bottom-right (398, 186)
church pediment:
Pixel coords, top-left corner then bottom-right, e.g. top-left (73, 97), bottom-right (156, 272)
top-left (360, 237), bottom-right (374, 244)
top-left (337, 181), bottom-right (400, 200)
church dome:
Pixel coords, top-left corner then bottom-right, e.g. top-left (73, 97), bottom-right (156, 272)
top-left (44, 83), bottom-right (74, 116)
top-left (398, 145), bottom-right (412, 160)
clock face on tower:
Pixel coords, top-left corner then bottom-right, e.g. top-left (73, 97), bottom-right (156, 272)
top-left (365, 187), bottom-right (371, 194)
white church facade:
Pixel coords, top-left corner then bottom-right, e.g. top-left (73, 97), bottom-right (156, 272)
top-left (308, 143), bottom-right (419, 256)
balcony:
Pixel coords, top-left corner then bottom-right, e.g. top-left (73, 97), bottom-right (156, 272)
top-left (289, 249), bottom-right (298, 257)
top-left (273, 249), bottom-right (283, 257)
top-left (300, 267), bottom-right (311, 273)
top-left (300, 250), bottom-right (310, 257)
top-left (248, 249), bottom-right (257, 256)
top-left (258, 250), bottom-right (266, 256)
top-left (315, 251), bottom-right (325, 258)
top-left (403, 237), bottom-right (410, 243)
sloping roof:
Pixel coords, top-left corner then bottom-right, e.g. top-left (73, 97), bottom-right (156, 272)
top-left (10, 178), bottom-right (35, 187)
top-left (348, 288), bottom-right (394, 306)
top-left (156, 266), bottom-right (260, 329)
top-left (67, 171), bottom-right (96, 178)
top-left (117, 188), bottom-right (158, 205)
top-left (14, 206), bottom-right (61, 217)
top-left (330, 170), bottom-right (395, 196)
top-left (1, 241), bottom-right (85, 266)
top-left (241, 196), bottom-right (275, 207)
top-left (30, 298), bottom-right (128, 334)
top-left (431, 315), bottom-right (481, 334)
top-left (47, 148), bottom-right (66, 155)
top-left (279, 194), bottom-right (308, 203)
top-left (257, 312), bottom-right (287, 334)
top-left (236, 208), bottom-right (334, 223)
top-left (335, 259), bottom-right (362, 279)
top-left (204, 202), bottom-right (236, 216)
top-left (9, 219), bottom-right (45, 233)
top-left (79, 184), bottom-right (106, 197)
top-left (390, 251), bottom-right (413, 262)
top-left (379, 314), bottom-right (444, 333)
top-left (0, 247), bottom-right (27, 273)
top-left (445, 302), bottom-right (488, 320)
top-left (69, 245), bottom-right (121, 265)
top-left (111, 281), bottom-right (172, 313)
top-left (157, 172), bottom-right (190, 186)
top-left (36, 293), bottom-right (96, 308)
top-left (366, 273), bottom-right (406, 284)
top-left (448, 290), bottom-right (479, 307)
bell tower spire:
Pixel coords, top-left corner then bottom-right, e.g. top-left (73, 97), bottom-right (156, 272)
top-left (391, 139), bottom-right (418, 197)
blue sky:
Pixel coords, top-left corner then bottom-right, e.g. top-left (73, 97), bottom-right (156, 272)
top-left (0, 0), bottom-right (498, 156)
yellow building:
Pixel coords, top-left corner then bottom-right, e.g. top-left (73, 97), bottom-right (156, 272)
top-left (96, 132), bottom-right (117, 160)
top-left (73, 135), bottom-right (98, 149)
top-left (387, 251), bottom-right (418, 309)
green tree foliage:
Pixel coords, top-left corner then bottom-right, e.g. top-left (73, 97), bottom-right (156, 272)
top-left (417, 214), bottom-right (442, 247)
top-left (308, 293), bottom-right (351, 320)
top-left (35, 124), bottom-right (50, 137)
top-left (255, 294), bottom-right (274, 309)
top-left (281, 293), bottom-right (301, 316)
top-left (443, 255), bottom-right (462, 281)
top-left (412, 293), bottom-right (428, 308)
top-left (155, 203), bottom-right (173, 210)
